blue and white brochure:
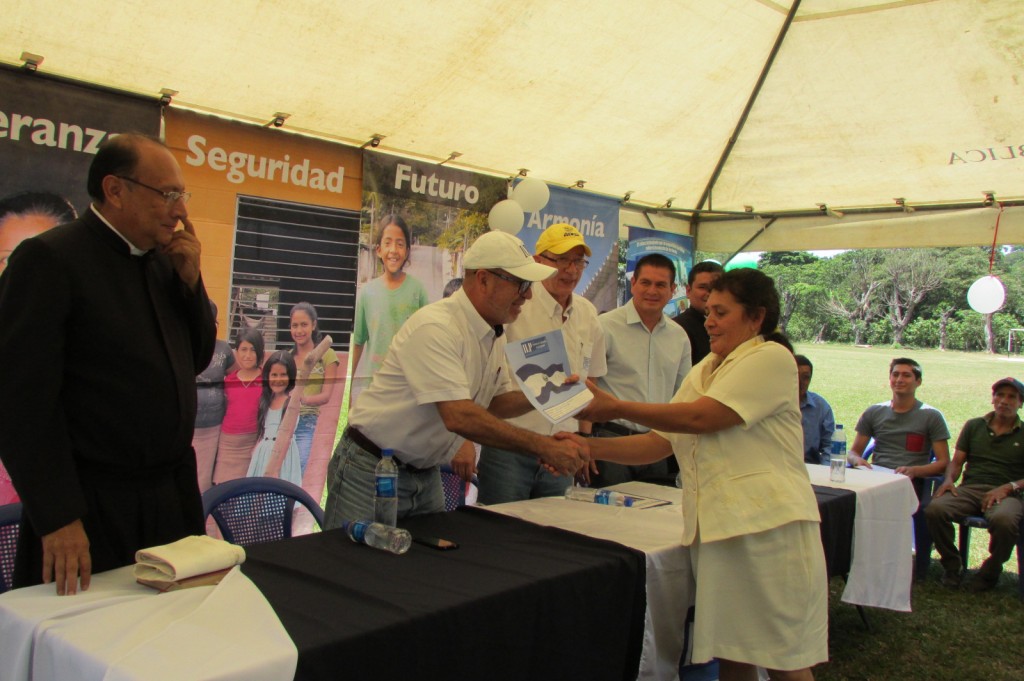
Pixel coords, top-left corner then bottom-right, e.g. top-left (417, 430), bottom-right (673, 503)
top-left (504, 329), bottom-right (593, 424)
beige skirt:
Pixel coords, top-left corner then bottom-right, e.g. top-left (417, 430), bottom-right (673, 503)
top-left (690, 519), bottom-right (829, 671)
top-left (211, 431), bottom-right (258, 484)
top-left (192, 425), bottom-right (221, 493)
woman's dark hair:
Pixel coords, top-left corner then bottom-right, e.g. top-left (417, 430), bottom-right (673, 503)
top-left (711, 268), bottom-right (792, 352)
top-left (289, 301), bottom-right (322, 348)
top-left (0, 191), bottom-right (77, 224)
top-left (234, 328), bottom-right (265, 366)
top-left (375, 214), bottom-right (412, 268)
top-left (256, 350), bottom-right (297, 440)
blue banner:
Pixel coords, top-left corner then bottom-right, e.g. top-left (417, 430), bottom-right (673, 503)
top-left (625, 226), bottom-right (694, 317)
top-left (516, 184), bottom-right (619, 313)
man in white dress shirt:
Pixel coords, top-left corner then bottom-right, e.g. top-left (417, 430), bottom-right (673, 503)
top-left (591, 253), bottom-right (691, 486)
top-left (477, 223), bottom-right (607, 504)
top-left (323, 231), bottom-right (589, 527)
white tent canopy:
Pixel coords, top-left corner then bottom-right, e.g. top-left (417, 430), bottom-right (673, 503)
top-left (4, 0), bottom-right (1022, 249)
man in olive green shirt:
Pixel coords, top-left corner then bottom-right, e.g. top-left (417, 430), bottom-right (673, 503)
top-left (924, 377), bottom-right (1024, 590)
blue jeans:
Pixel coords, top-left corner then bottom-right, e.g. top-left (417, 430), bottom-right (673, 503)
top-left (323, 433), bottom-right (444, 530)
top-left (476, 445), bottom-right (571, 505)
top-left (294, 413), bottom-right (318, 473)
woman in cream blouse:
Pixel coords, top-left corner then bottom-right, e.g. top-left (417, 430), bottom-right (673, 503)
top-left (578, 268), bottom-right (826, 681)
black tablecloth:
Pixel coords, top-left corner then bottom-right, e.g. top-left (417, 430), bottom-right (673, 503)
top-left (242, 507), bottom-right (646, 681)
top-left (812, 484), bottom-right (857, 578)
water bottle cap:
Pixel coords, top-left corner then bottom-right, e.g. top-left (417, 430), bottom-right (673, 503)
top-left (382, 448), bottom-right (394, 457)
top-left (623, 498), bottom-right (635, 507)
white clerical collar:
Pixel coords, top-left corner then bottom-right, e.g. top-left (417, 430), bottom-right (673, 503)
top-left (90, 205), bottom-right (148, 256)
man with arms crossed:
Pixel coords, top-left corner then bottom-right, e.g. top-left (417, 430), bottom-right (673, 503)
top-left (476, 223), bottom-right (606, 504)
top-left (324, 231), bottom-right (587, 526)
top-left (0, 134), bottom-right (216, 594)
top-left (591, 253), bottom-right (691, 486)
top-left (925, 378), bottom-right (1024, 590)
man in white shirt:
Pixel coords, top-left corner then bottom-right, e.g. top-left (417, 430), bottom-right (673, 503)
top-left (591, 253), bottom-right (691, 486)
top-left (323, 231), bottom-right (589, 527)
top-left (477, 223), bottom-right (607, 504)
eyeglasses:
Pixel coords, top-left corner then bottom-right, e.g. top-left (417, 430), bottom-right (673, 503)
top-left (487, 269), bottom-right (532, 295)
top-left (539, 253), bottom-right (589, 270)
top-left (116, 176), bottom-right (191, 204)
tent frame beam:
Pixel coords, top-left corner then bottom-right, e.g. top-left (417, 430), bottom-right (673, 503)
top-left (691, 0), bottom-right (803, 234)
top-left (648, 197), bottom-right (1024, 224)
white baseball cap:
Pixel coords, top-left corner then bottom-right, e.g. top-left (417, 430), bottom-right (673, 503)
top-left (464, 231), bottom-right (556, 282)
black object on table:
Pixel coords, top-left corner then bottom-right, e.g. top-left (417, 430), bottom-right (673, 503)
top-left (813, 484), bottom-right (856, 579)
top-left (242, 507), bottom-right (646, 681)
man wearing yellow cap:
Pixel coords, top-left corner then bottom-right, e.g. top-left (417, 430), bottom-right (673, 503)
top-left (477, 223), bottom-right (607, 503)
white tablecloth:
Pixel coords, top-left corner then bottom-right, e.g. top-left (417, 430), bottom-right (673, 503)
top-left (488, 482), bottom-right (691, 681)
top-left (0, 565), bottom-right (296, 681)
top-left (805, 463), bottom-right (920, 612)
top-left (488, 470), bottom-right (919, 680)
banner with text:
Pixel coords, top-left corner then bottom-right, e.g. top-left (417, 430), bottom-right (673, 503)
top-left (0, 67), bottom-right (160, 217)
top-left (353, 150), bottom-right (507, 401)
top-left (165, 108), bottom-right (363, 515)
top-left (516, 184), bottom-right (619, 314)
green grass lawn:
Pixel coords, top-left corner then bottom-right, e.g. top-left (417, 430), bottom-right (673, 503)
top-left (797, 343), bottom-right (1024, 680)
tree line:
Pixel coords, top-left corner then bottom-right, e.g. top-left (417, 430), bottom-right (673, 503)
top-left (695, 247), bottom-right (1024, 353)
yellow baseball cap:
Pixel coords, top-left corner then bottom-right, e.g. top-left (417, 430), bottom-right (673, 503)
top-left (534, 223), bottom-right (592, 257)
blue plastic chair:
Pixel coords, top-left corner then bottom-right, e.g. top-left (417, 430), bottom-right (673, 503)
top-left (679, 605), bottom-right (720, 679)
top-left (0, 502), bottom-right (22, 594)
top-left (957, 513), bottom-right (1024, 599)
top-left (202, 477), bottom-right (324, 547)
top-left (439, 465), bottom-right (478, 511)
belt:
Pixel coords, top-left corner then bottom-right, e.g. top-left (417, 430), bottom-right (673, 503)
top-left (595, 421), bottom-right (643, 437)
top-left (344, 427), bottom-right (431, 473)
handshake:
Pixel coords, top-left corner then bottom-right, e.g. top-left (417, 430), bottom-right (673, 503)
top-left (537, 431), bottom-right (597, 482)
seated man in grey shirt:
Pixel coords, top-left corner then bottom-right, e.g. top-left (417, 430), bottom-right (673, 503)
top-left (848, 357), bottom-right (950, 486)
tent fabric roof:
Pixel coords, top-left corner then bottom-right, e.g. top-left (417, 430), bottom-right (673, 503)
top-left (4, 0), bottom-right (1022, 230)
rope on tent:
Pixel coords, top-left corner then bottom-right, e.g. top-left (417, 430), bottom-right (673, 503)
top-left (988, 202), bottom-right (1004, 273)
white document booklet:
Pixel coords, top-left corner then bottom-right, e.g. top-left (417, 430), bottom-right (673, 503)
top-left (504, 329), bottom-right (593, 424)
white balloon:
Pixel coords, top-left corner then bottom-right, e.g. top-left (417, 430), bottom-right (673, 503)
top-left (511, 177), bottom-right (550, 213)
top-left (488, 199), bottom-right (525, 234)
top-left (967, 275), bottom-right (1005, 314)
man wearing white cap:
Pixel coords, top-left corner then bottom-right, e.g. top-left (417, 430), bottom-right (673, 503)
top-left (323, 230), bottom-right (589, 527)
top-left (477, 223), bottom-right (607, 504)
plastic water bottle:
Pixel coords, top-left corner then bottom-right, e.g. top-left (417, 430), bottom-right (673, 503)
top-left (564, 486), bottom-right (634, 507)
top-left (374, 449), bottom-right (398, 527)
top-left (342, 520), bottom-right (412, 555)
top-left (830, 425), bottom-right (847, 465)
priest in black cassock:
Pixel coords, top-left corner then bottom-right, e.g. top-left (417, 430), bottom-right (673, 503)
top-left (0, 133), bottom-right (216, 595)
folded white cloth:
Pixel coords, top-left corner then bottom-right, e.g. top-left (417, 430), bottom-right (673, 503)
top-left (134, 535), bottom-right (246, 583)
